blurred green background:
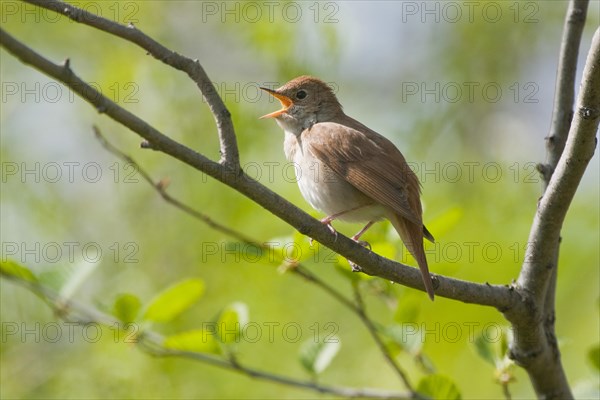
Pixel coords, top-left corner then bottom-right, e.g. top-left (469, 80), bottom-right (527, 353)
top-left (1, 1), bottom-right (599, 398)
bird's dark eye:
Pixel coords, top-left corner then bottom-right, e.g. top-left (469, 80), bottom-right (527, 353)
top-left (296, 90), bottom-right (307, 99)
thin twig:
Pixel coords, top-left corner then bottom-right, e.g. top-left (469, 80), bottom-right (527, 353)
top-left (291, 267), bottom-right (360, 313)
top-left (539, 0), bottom-right (590, 188)
top-left (0, 26), bottom-right (514, 308)
top-left (353, 285), bottom-right (416, 395)
top-left (93, 126), bottom-right (259, 247)
top-left (0, 270), bottom-right (410, 400)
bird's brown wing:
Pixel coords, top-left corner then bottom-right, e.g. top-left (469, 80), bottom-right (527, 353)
top-left (305, 121), bottom-right (423, 227)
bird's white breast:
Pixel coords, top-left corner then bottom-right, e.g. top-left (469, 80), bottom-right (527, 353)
top-left (283, 130), bottom-right (385, 222)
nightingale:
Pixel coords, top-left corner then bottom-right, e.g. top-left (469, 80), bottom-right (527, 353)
top-left (260, 76), bottom-right (435, 300)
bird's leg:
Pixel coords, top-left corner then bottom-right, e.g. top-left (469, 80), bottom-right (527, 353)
top-left (351, 221), bottom-right (376, 249)
top-left (319, 215), bottom-right (339, 236)
top-left (310, 205), bottom-right (371, 245)
top-left (348, 221), bottom-right (376, 272)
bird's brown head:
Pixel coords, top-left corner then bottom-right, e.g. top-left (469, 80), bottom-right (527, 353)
top-left (260, 76), bottom-right (342, 133)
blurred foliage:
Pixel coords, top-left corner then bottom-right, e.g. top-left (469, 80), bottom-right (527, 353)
top-left (417, 374), bottom-right (462, 400)
top-left (1, 1), bottom-right (599, 399)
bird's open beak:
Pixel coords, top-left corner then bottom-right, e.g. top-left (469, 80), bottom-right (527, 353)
top-left (259, 87), bottom-right (292, 119)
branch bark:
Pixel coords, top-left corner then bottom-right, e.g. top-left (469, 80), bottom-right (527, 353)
top-left (21, 0), bottom-right (240, 170)
top-left (507, 26), bottom-right (600, 399)
top-left (536, 2), bottom-right (589, 397)
top-left (0, 26), bottom-right (515, 309)
top-left (539, 0), bottom-right (590, 187)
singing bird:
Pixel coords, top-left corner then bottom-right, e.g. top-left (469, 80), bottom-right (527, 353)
top-left (260, 76), bottom-right (435, 300)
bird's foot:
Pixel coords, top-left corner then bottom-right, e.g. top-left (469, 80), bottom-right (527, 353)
top-left (348, 239), bottom-right (371, 272)
top-left (352, 239), bottom-right (372, 250)
top-left (318, 217), bottom-right (339, 240)
top-left (309, 219), bottom-right (338, 246)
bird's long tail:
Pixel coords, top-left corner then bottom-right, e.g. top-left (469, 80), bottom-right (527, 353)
top-left (389, 213), bottom-right (435, 300)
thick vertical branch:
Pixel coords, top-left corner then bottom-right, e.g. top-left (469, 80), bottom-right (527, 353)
top-left (537, 1), bottom-right (589, 391)
top-left (508, 27), bottom-right (600, 399)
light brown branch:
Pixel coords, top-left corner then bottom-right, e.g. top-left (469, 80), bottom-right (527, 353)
top-left (0, 26), bottom-right (515, 309)
top-left (22, 0), bottom-right (240, 170)
top-left (539, 0), bottom-right (590, 187)
top-left (535, 2), bottom-right (589, 397)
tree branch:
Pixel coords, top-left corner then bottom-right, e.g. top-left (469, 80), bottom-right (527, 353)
top-left (353, 286), bottom-right (415, 393)
top-left (517, 26), bottom-right (599, 312)
top-left (0, 26), bottom-right (515, 309)
top-left (539, 0), bottom-right (590, 187)
top-left (0, 271), bottom-right (411, 400)
top-left (93, 126), bottom-right (258, 246)
top-left (508, 27), bottom-right (600, 399)
top-left (22, 0), bottom-right (240, 170)
top-left (3, 2), bottom-right (598, 398)
top-left (537, 2), bottom-right (589, 396)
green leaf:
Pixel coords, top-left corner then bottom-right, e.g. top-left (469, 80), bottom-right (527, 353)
top-left (113, 293), bottom-right (142, 324)
top-left (299, 336), bottom-right (341, 375)
top-left (0, 259), bottom-right (37, 282)
top-left (142, 279), bottom-right (205, 323)
top-left (474, 334), bottom-right (496, 366)
top-left (588, 345), bottom-right (600, 371)
top-left (417, 374), bottom-right (462, 400)
top-left (164, 330), bottom-right (221, 354)
top-left (216, 302), bottom-right (249, 344)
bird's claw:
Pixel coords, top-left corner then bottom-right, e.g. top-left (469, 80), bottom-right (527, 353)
top-left (310, 219), bottom-right (338, 246)
top-left (319, 218), bottom-right (338, 241)
top-left (354, 240), bottom-right (371, 250)
top-left (347, 239), bottom-right (371, 272)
